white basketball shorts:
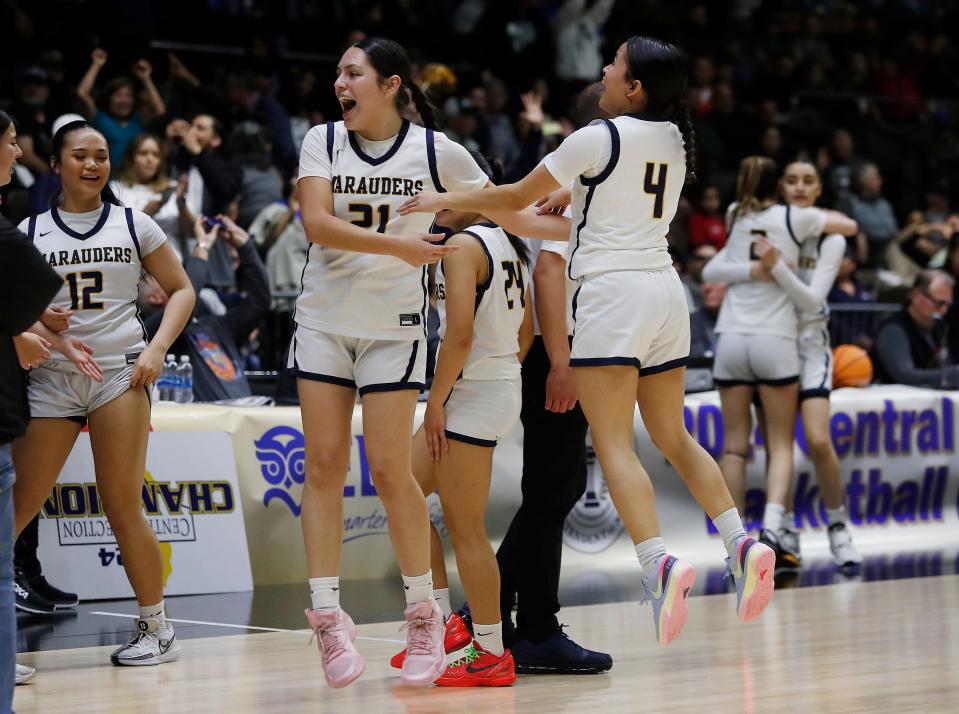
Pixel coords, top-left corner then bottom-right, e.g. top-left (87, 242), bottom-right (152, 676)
top-left (570, 268), bottom-right (690, 376)
top-left (288, 324), bottom-right (426, 395)
top-left (713, 333), bottom-right (800, 387)
top-left (443, 377), bottom-right (521, 447)
top-left (27, 361), bottom-right (146, 424)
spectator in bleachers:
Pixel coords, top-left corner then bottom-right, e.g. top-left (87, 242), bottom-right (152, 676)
top-left (944, 234), bottom-right (959, 359)
top-left (818, 129), bottom-right (864, 207)
top-left (553, 0), bottom-right (615, 100)
top-left (167, 114), bottom-right (242, 287)
top-left (841, 163), bottom-right (899, 267)
top-left (479, 77), bottom-right (520, 176)
top-left (227, 121), bottom-right (284, 229)
top-left (76, 49), bottom-right (166, 168)
top-left (682, 244), bottom-right (717, 313)
top-left (828, 245), bottom-right (876, 349)
top-left (686, 281), bottom-right (726, 393)
top-left (688, 186), bottom-right (727, 250)
top-left (140, 215), bottom-right (270, 402)
top-left (224, 71), bottom-right (297, 176)
top-left (873, 270), bottom-right (958, 389)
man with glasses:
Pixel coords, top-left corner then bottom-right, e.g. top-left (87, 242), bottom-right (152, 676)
top-left (874, 270), bottom-right (959, 388)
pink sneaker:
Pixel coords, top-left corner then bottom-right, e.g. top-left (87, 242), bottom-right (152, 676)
top-left (305, 608), bottom-right (365, 688)
top-left (399, 600), bottom-right (445, 686)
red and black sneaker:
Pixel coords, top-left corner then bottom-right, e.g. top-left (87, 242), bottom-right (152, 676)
top-left (390, 612), bottom-right (472, 669)
top-left (435, 641), bottom-right (516, 688)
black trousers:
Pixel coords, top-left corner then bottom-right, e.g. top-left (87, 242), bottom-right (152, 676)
top-left (496, 337), bottom-right (588, 643)
top-left (14, 513), bottom-right (40, 578)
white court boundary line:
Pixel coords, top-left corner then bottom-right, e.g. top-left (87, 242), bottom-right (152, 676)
top-left (90, 611), bottom-right (406, 644)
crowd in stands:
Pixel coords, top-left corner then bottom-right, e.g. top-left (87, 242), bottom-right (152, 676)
top-left (1, 0), bottom-right (957, 396)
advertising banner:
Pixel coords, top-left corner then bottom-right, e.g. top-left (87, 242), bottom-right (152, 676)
top-left (37, 431), bottom-right (253, 599)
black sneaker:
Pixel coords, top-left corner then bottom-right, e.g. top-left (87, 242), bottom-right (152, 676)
top-left (759, 528), bottom-right (800, 571)
top-left (26, 574), bottom-right (78, 609)
top-left (512, 626), bottom-right (613, 674)
top-left (13, 576), bottom-right (57, 615)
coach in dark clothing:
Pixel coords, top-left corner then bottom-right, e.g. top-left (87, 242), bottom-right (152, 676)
top-left (874, 269), bottom-right (959, 388)
top-left (1, 210), bottom-right (63, 702)
top-left (142, 215), bottom-right (270, 401)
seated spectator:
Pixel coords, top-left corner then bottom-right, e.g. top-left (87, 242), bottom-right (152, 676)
top-left (227, 121), bottom-right (284, 229)
top-left (140, 215), bottom-right (270, 402)
top-left (873, 270), bottom-right (958, 389)
top-left (224, 71), bottom-right (297, 176)
top-left (828, 246), bottom-right (876, 349)
top-left (818, 129), bottom-right (864, 206)
top-left (841, 163), bottom-right (899, 267)
top-left (681, 244), bottom-right (717, 312)
top-left (76, 49), bottom-right (166, 167)
top-left (943, 234), bottom-right (959, 359)
top-left (114, 133), bottom-right (195, 258)
top-left (686, 281), bottom-right (726, 393)
top-left (688, 186), bottom-right (727, 250)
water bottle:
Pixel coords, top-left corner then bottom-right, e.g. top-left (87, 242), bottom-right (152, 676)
top-left (159, 354), bottom-right (177, 401)
top-left (175, 355), bottom-right (194, 404)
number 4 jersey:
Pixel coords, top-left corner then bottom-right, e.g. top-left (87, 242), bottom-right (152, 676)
top-left (543, 115), bottom-right (687, 280)
top-left (296, 120), bottom-right (489, 341)
top-left (20, 204), bottom-right (167, 370)
top-left (436, 222), bottom-right (530, 381)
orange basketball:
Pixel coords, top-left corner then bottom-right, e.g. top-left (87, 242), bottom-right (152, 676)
top-left (832, 344), bottom-right (873, 388)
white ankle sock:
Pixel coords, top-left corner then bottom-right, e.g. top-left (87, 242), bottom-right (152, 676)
top-left (473, 621), bottom-right (504, 656)
top-left (634, 536), bottom-right (667, 582)
top-left (139, 601), bottom-right (165, 624)
top-left (762, 502), bottom-right (785, 533)
top-left (433, 588), bottom-right (452, 619)
top-left (402, 570), bottom-right (433, 605)
top-left (309, 577), bottom-right (340, 610)
top-left (783, 512), bottom-right (797, 532)
top-left (826, 505), bottom-right (847, 527)
top-left (712, 507), bottom-right (748, 559)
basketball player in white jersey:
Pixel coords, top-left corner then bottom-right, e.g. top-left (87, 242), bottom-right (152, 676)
top-left (12, 120), bottom-right (195, 665)
top-left (703, 157), bottom-right (857, 561)
top-left (402, 36), bottom-right (776, 647)
top-left (292, 37), bottom-right (499, 688)
top-left (389, 154), bottom-right (530, 686)
top-left (745, 160), bottom-right (862, 568)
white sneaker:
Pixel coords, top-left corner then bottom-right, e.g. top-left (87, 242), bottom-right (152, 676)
top-left (110, 615), bottom-right (181, 666)
top-left (15, 664), bottom-right (35, 685)
top-left (828, 523), bottom-right (862, 567)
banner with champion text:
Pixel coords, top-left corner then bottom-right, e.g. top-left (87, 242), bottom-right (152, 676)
top-left (36, 431), bottom-right (253, 599)
top-left (147, 385), bottom-right (958, 587)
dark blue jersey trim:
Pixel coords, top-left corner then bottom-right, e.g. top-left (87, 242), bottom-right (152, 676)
top-left (27, 215), bottom-right (37, 241)
top-left (785, 204), bottom-right (800, 247)
top-left (571, 284), bottom-right (582, 323)
top-left (445, 430), bottom-right (497, 448)
top-left (639, 356), bottom-right (689, 377)
top-left (580, 119), bottom-right (620, 187)
top-left (426, 128), bottom-right (445, 192)
top-left (713, 377), bottom-right (755, 387)
top-left (347, 119), bottom-right (409, 166)
top-left (799, 388), bottom-right (831, 402)
top-left (760, 375), bottom-right (800, 386)
top-left (460, 229), bottom-right (495, 313)
top-left (51, 203), bottom-right (112, 241)
top-left (358, 381), bottom-right (425, 395)
top-left (290, 368), bottom-right (357, 389)
top-left (567, 185), bottom-right (596, 279)
top-left (124, 207), bottom-right (141, 259)
top-left (325, 121), bottom-right (334, 161)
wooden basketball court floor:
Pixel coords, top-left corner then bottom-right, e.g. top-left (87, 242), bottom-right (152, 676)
top-left (13, 573), bottom-right (959, 713)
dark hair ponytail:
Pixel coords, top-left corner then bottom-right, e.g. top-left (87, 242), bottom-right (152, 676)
top-left (354, 36), bottom-right (439, 130)
top-left (50, 120), bottom-right (121, 208)
top-left (0, 110), bottom-right (15, 137)
top-left (467, 150), bottom-right (529, 265)
top-left (625, 36), bottom-right (697, 184)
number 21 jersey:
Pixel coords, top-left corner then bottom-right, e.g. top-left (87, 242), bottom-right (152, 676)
top-left (296, 120), bottom-right (489, 341)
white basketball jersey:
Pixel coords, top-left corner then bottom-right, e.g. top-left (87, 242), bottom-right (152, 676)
top-left (436, 223), bottom-right (530, 381)
top-left (295, 120), bottom-right (488, 341)
top-left (714, 203), bottom-right (826, 339)
top-left (20, 204), bottom-right (167, 370)
top-left (543, 115), bottom-right (686, 279)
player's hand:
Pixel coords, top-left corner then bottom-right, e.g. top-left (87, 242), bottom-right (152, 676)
top-left (749, 261), bottom-right (774, 282)
top-left (535, 187), bottom-right (571, 215)
top-left (390, 234), bottom-right (458, 267)
top-left (133, 59), bottom-right (152, 80)
top-left (91, 48), bottom-right (108, 67)
top-left (131, 346), bottom-right (164, 389)
top-left (424, 401), bottom-right (448, 461)
top-left (753, 237), bottom-right (780, 269)
top-left (545, 364), bottom-right (577, 413)
top-left (398, 191), bottom-right (445, 216)
top-left (59, 336), bottom-right (104, 383)
top-left (41, 306), bottom-right (72, 333)
top-left (13, 333), bottom-right (51, 370)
